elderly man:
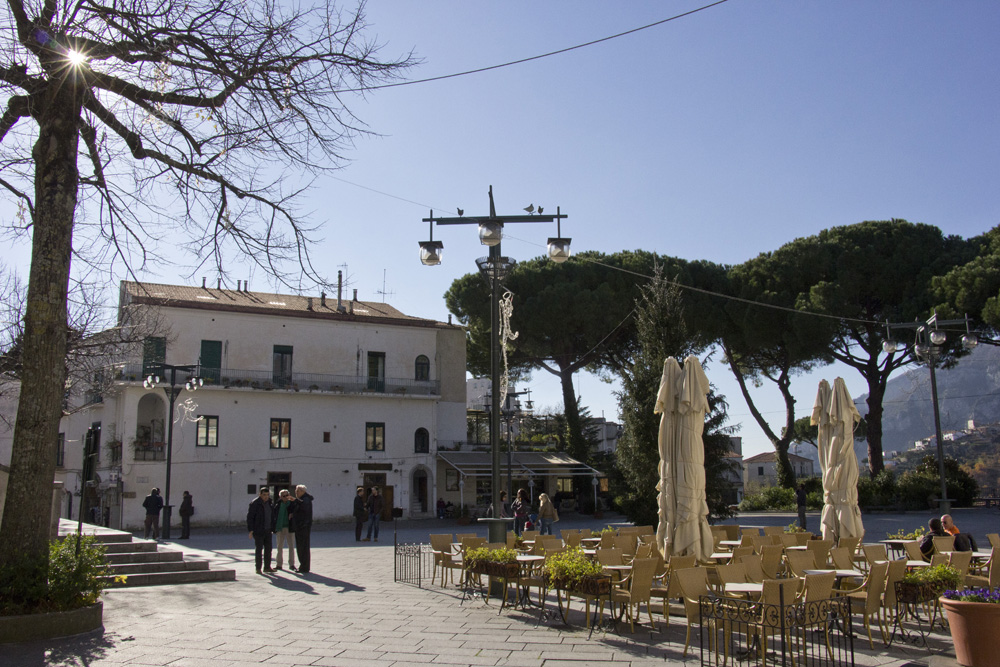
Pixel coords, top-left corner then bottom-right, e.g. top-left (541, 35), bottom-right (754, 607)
top-left (290, 484), bottom-right (313, 574)
top-left (941, 514), bottom-right (961, 536)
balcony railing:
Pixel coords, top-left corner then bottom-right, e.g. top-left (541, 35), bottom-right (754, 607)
top-left (132, 439), bottom-right (166, 461)
top-left (114, 363), bottom-right (440, 396)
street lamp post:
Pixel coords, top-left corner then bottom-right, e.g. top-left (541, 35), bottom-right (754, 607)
top-left (883, 313), bottom-right (978, 514)
top-left (144, 363), bottom-right (202, 539)
top-left (488, 388), bottom-right (532, 502)
top-left (420, 186), bottom-right (568, 544)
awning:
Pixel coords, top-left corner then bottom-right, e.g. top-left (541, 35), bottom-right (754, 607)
top-left (437, 450), bottom-right (602, 478)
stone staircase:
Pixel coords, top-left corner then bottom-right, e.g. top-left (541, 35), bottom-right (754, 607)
top-left (59, 521), bottom-right (236, 587)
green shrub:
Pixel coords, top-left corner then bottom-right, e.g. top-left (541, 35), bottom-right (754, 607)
top-left (543, 546), bottom-right (603, 590)
top-left (0, 535), bottom-right (116, 616)
top-left (886, 526), bottom-right (926, 540)
top-left (857, 469), bottom-right (898, 509)
top-left (739, 485), bottom-right (795, 512)
top-left (901, 563), bottom-right (963, 590)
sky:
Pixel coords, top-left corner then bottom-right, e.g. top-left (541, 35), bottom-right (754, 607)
top-left (3, 1), bottom-right (1000, 458)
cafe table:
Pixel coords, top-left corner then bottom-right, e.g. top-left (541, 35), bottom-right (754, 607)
top-left (803, 568), bottom-right (864, 580)
top-left (709, 552), bottom-right (734, 562)
top-left (722, 582), bottom-right (763, 596)
top-left (719, 540), bottom-right (742, 549)
top-left (879, 539), bottom-right (911, 559)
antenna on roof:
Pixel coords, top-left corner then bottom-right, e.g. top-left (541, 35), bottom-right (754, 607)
top-left (376, 269), bottom-right (395, 303)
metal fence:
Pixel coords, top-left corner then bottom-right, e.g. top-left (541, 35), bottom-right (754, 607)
top-left (394, 541), bottom-right (434, 588)
top-left (699, 594), bottom-right (854, 667)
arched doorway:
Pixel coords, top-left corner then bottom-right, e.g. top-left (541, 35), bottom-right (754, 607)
top-left (411, 467), bottom-right (429, 514)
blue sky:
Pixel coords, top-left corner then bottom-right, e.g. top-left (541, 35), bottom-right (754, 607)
top-left (3, 1), bottom-right (999, 457)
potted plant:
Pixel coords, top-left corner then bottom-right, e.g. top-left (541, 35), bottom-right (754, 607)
top-left (886, 526), bottom-right (927, 540)
top-left (543, 546), bottom-right (610, 596)
top-left (940, 587), bottom-right (1000, 667)
top-left (465, 547), bottom-right (519, 579)
top-left (896, 564), bottom-right (963, 604)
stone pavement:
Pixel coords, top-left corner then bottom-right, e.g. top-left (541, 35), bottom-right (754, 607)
top-left (5, 509), bottom-right (987, 667)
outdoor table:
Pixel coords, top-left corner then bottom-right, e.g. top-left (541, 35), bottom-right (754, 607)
top-left (719, 540), bottom-right (742, 549)
top-left (879, 539), bottom-right (911, 559)
top-left (582, 549), bottom-right (597, 557)
top-left (581, 537), bottom-right (603, 546)
top-left (502, 554), bottom-right (546, 612)
top-left (803, 568), bottom-right (864, 580)
top-left (709, 552), bottom-right (733, 562)
top-left (785, 545), bottom-right (808, 551)
top-left (602, 564), bottom-right (631, 584)
top-left (722, 582), bottom-right (763, 596)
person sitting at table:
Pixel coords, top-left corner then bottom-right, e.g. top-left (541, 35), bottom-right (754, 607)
top-left (941, 514), bottom-right (961, 536)
top-left (918, 517), bottom-right (947, 557)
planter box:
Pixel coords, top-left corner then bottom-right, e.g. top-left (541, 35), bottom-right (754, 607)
top-left (895, 581), bottom-right (945, 604)
top-left (940, 597), bottom-right (1000, 667)
top-left (544, 573), bottom-right (611, 597)
top-left (0, 601), bottom-right (103, 644)
top-left (471, 562), bottom-right (519, 579)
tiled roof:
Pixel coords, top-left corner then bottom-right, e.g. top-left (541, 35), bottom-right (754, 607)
top-left (121, 281), bottom-right (456, 329)
top-left (743, 451), bottom-right (813, 464)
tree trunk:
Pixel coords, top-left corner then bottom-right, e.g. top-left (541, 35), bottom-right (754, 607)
top-left (0, 100), bottom-right (81, 573)
top-left (558, 364), bottom-right (587, 461)
top-left (865, 381), bottom-right (886, 476)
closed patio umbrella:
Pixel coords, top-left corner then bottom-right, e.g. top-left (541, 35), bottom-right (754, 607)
top-left (811, 377), bottom-right (864, 543)
top-left (655, 355), bottom-right (714, 561)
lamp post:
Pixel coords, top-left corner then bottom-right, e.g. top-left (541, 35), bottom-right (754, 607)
top-left (883, 313), bottom-right (978, 513)
top-left (143, 363), bottom-right (202, 539)
top-left (487, 388), bottom-right (532, 502)
top-left (420, 186), bottom-right (568, 544)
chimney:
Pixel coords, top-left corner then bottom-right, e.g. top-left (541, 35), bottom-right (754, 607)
top-left (320, 291), bottom-right (326, 308)
top-left (337, 271), bottom-right (343, 310)
top-left (202, 277), bottom-right (207, 288)
top-left (349, 301), bottom-right (354, 315)
top-left (448, 314), bottom-right (452, 325)
top-left (353, 289), bottom-right (358, 302)
top-left (307, 297), bottom-right (313, 311)
top-left (217, 278), bottom-right (221, 290)
top-left (244, 279), bottom-right (250, 293)
top-left (237, 279), bottom-right (242, 291)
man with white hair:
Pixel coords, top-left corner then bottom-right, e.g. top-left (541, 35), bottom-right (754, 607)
top-left (290, 484), bottom-right (313, 574)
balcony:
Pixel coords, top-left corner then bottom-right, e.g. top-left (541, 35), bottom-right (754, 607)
top-left (132, 439), bottom-right (165, 461)
top-left (114, 363), bottom-right (440, 396)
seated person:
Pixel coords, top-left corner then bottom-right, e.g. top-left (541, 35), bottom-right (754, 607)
top-left (918, 517), bottom-right (947, 557)
top-left (953, 532), bottom-right (978, 552)
top-left (941, 514), bottom-right (961, 536)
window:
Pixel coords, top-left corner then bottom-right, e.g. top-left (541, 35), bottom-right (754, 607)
top-left (367, 352), bottom-right (385, 392)
top-left (142, 336), bottom-right (166, 375)
top-left (556, 477), bottom-right (574, 493)
top-left (197, 416), bottom-right (219, 447)
top-left (273, 345), bottom-right (293, 387)
top-left (414, 428), bottom-right (429, 453)
top-left (323, 431), bottom-right (331, 443)
top-left (200, 340), bottom-right (222, 383)
top-left (56, 433), bottom-right (65, 468)
top-left (366, 422), bottom-right (385, 451)
top-left (758, 466), bottom-right (764, 476)
top-left (270, 418), bottom-right (291, 449)
top-left (414, 355), bottom-right (430, 381)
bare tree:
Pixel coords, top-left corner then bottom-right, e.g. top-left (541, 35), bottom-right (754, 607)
top-left (0, 0), bottom-right (412, 593)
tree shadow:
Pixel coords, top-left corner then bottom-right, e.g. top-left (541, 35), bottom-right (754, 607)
top-left (4, 628), bottom-right (126, 667)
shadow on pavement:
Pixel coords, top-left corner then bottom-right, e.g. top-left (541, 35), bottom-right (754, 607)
top-left (5, 628), bottom-right (124, 667)
top-left (264, 571), bottom-right (364, 595)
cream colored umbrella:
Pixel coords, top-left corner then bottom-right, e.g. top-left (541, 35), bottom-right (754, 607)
top-left (811, 377), bottom-right (864, 543)
top-left (654, 357), bottom-right (683, 556)
top-left (655, 355), bottom-right (714, 560)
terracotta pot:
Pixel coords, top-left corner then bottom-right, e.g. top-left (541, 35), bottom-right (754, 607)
top-left (940, 597), bottom-right (1000, 667)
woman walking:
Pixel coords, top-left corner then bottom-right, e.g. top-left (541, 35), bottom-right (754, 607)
top-left (537, 493), bottom-right (558, 536)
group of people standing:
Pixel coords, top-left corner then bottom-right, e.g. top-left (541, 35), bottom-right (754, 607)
top-left (353, 486), bottom-right (384, 542)
top-left (487, 488), bottom-right (560, 537)
top-left (246, 484), bottom-right (314, 575)
top-left (141, 487), bottom-right (195, 540)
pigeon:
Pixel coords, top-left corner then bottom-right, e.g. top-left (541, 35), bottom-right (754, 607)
top-left (537, 206), bottom-right (544, 214)
top-left (524, 204), bottom-right (534, 214)
top-left (457, 208), bottom-right (464, 216)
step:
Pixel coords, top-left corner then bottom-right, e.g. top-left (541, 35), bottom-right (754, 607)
top-left (104, 568), bottom-right (236, 587)
top-left (106, 550), bottom-right (184, 565)
top-left (108, 560), bottom-right (210, 576)
top-left (101, 540), bottom-right (159, 554)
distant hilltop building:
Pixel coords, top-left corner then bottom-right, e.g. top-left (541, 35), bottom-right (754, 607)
top-left (743, 451), bottom-right (815, 487)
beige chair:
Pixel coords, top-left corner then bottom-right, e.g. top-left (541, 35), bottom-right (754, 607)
top-left (749, 579), bottom-right (802, 667)
top-left (454, 532), bottom-right (477, 543)
top-left (948, 550), bottom-right (973, 577)
top-left (675, 567), bottom-right (716, 658)
top-left (799, 571), bottom-right (837, 660)
top-left (863, 544), bottom-right (888, 567)
top-left (429, 533), bottom-right (459, 587)
top-left (730, 546), bottom-right (754, 561)
top-left (880, 559), bottom-right (908, 640)
top-left (785, 550), bottom-right (817, 578)
top-left (563, 532), bottom-right (582, 548)
top-left (933, 535), bottom-right (956, 554)
top-left (929, 553), bottom-right (948, 567)
top-left (842, 560), bottom-right (889, 648)
top-left (608, 558), bottom-right (658, 632)
top-left (650, 554), bottom-right (696, 627)
top-left (762, 526), bottom-right (784, 537)
top-left (714, 561), bottom-right (747, 594)
top-left (966, 546), bottom-right (1000, 588)
top-left (829, 547), bottom-right (854, 571)
top-left (600, 532), bottom-right (615, 548)
top-left (739, 554), bottom-right (766, 584)
top-left (522, 530), bottom-right (539, 542)
top-left (806, 539), bottom-right (834, 567)
top-left (903, 540), bottom-right (926, 562)
top-left (579, 528), bottom-right (593, 538)
top-left (779, 533), bottom-right (798, 548)
top-left (837, 536), bottom-right (860, 555)
top-left (615, 533), bottom-right (639, 557)
top-left (596, 548), bottom-right (624, 567)
top-left (722, 525), bottom-right (739, 541)
top-left (760, 545), bottom-right (784, 579)
top-left (794, 532), bottom-right (814, 546)
top-left (987, 533), bottom-right (1000, 551)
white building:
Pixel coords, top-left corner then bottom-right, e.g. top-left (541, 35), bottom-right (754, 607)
top-left (44, 280), bottom-right (466, 530)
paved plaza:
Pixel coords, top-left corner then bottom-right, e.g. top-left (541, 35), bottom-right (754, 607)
top-left (6, 507), bottom-right (997, 666)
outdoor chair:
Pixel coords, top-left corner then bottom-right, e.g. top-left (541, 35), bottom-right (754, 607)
top-left (965, 546), bottom-right (999, 588)
top-left (929, 553), bottom-right (948, 567)
top-left (829, 547), bottom-right (854, 571)
top-left (987, 533), bottom-right (1000, 551)
top-left (596, 547), bottom-right (624, 567)
top-left (794, 532), bottom-right (814, 546)
top-left (863, 544), bottom-right (888, 568)
top-left (785, 550), bottom-right (817, 578)
top-left (762, 526), bottom-right (784, 536)
top-left (933, 535), bottom-right (956, 554)
top-left (730, 546), bottom-right (754, 561)
top-left (711, 526), bottom-right (728, 549)
top-left (880, 559), bottom-right (908, 638)
top-left (837, 536), bottom-right (860, 556)
top-left (739, 554), bottom-right (766, 584)
top-left (560, 529), bottom-right (577, 541)
top-left (579, 528), bottom-right (593, 538)
top-left (675, 567), bottom-right (718, 658)
top-left (903, 540), bottom-right (926, 562)
top-left (748, 579), bottom-right (802, 667)
top-left (948, 550), bottom-right (973, 577)
top-left (522, 530), bottom-right (539, 542)
top-left (429, 533), bottom-right (460, 587)
top-left (600, 532), bottom-right (615, 548)
top-left (650, 554), bottom-right (696, 628)
top-left (608, 557), bottom-right (658, 632)
top-left (455, 532), bottom-right (477, 542)
top-left (760, 545), bottom-right (784, 579)
top-left (722, 525), bottom-right (739, 540)
top-left (779, 533), bottom-right (799, 548)
top-left (714, 561), bottom-right (748, 594)
top-left (841, 560), bottom-right (888, 648)
top-left (806, 539), bottom-right (834, 567)
top-left (768, 534), bottom-right (784, 545)
top-left (614, 533), bottom-right (639, 556)
top-left (799, 572), bottom-right (837, 660)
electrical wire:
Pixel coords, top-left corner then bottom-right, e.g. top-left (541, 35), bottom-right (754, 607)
top-left (338, 0), bottom-right (733, 93)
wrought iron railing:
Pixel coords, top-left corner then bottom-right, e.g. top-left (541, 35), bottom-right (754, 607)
top-left (699, 593), bottom-right (853, 667)
top-left (113, 362), bottom-right (440, 396)
top-left (394, 541), bottom-right (434, 587)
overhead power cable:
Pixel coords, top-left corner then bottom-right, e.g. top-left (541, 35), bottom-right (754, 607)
top-left (338, 0), bottom-right (733, 93)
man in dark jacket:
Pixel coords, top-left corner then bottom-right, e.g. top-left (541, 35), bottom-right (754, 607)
top-left (142, 488), bottom-right (164, 540)
top-left (290, 484), bottom-right (313, 574)
top-left (247, 487), bottom-right (275, 574)
top-left (178, 491), bottom-right (194, 539)
top-left (363, 486), bottom-right (384, 542)
top-left (353, 486), bottom-right (367, 542)
top-left (919, 517), bottom-right (947, 558)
